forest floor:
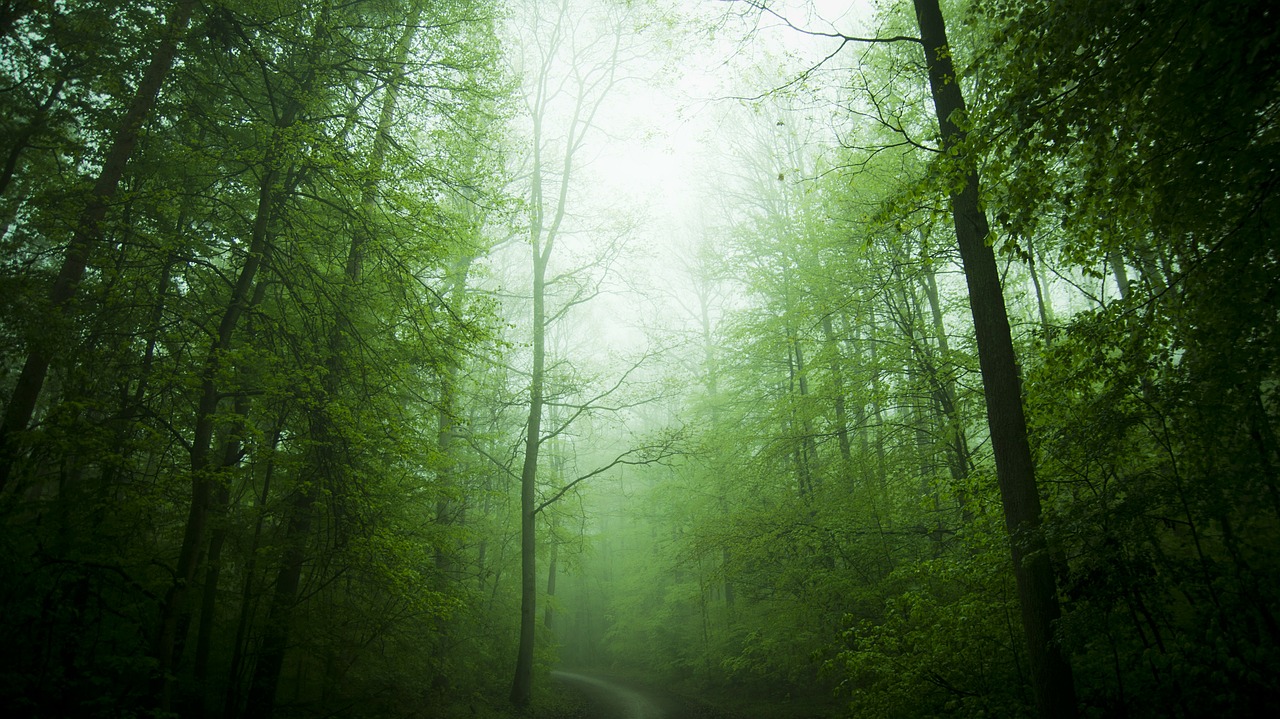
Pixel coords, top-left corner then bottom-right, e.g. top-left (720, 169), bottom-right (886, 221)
top-left (548, 671), bottom-right (838, 719)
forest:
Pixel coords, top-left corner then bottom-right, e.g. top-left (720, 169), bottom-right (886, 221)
top-left (0, 0), bottom-right (1277, 717)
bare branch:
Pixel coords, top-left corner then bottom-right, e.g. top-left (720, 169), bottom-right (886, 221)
top-left (537, 349), bottom-right (661, 444)
top-left (735, 0), bottom-right (921, 45)
top-left (534, 432), bottom-right (685, 514)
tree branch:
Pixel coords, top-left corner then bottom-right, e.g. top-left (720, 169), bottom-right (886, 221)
top-left (534, 433), bottom-right (684, 514)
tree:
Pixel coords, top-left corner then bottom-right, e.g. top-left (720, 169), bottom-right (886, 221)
top-left (909, 1), bottom-right (1077, 716)
top-left (507, 0), bottom-right (626, 705)
top-left (0, 0), bottom-right (199, 493)
top-left (0, 1), bottom-right (510, 716)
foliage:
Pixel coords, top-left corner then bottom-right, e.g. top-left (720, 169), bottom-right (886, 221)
top-left (2, 0), bottom-right (1277, 718)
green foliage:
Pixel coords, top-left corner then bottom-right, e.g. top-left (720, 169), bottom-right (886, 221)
top-left (2, 0), bottom-right (1277, 717)
top-left (836, 553), bottom-right (1031, 719)
top-left (0, 0), bottom-right (518, 716)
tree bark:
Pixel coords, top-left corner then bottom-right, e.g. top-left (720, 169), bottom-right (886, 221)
top-left (1025, 235), bottom-right (1054, 331)
top-left (0, 76), bottom-right (64, 198)
top-left (910, 1), bottom-right (1078, 717)
top-left (222, 422), bottom-right (283, 719)
top-left (190, 394), bottom-right (253, 716)
top-left (821, 315), bottom-right (854, 470)
top-left (919, 264), bottom-right (973, 498)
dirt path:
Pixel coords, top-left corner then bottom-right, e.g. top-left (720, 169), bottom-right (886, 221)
top-left (549, 670), bottom-right (833, 719)
top-left (551, 671), bottom-right (667, 719)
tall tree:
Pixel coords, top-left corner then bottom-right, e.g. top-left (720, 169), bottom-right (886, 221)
top-left (508, 0), bottom-right (625, 705)
top-left (910, 0), bottom-right (1077, 716)
top-left (0, 0), bottom-right (199, 492)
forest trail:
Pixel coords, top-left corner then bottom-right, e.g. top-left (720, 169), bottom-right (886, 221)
top-left (550, 670), bottom-right (836, 719)
top-left (551, 671), bottom-right (666, 719)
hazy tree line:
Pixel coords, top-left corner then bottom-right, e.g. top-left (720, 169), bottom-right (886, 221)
top-left (552, 1), bottom-right (1280, 719)
top-left (0, 0), bottom-right (522, 716)
top-left (1, 0), bottom-right (1277, 718)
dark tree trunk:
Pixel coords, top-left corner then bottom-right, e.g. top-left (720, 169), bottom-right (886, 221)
top-left (0, 76), bottom-right (64, 198)
top-left (510, 246), bottom-right (545, 708)
top-left (242, 483), bottom-right (317, 719)
top-left (544, 539), bottom-right (559, 631)
top-left (223, 423), bottom-right (283, 719)
top-left (910, 1), bottom-right (1079, 717)
top-left (243, 15), bottom-right (423, 714)
top-left (191, 394), bottom-right (253, 715)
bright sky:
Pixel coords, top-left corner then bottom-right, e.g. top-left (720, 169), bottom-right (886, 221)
top-left (497, 0), bottom-right (881, 367)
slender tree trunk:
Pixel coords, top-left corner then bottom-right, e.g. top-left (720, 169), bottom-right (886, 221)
top-left (0, 0), bottom-right (198, 493)
top-left (785, 333), bottom-right (811, 499)
top-left (436, 252), bottom-right (474, 574)
top-left (866, 307), bottom-right (888, 489)
top-left (792, 337), bottom-right (819, 497)
top-left (798, 339), bottom-right (821, 484)
top-left (153, 113), bottom-right (291, 707)
top-left (821, 315), bottom-right (854, 469)
top-left (919, 265), bottom-right (974, 514)
top-left (223, 422), bottom-right (283, 719)
top-left (190, 394), bottom-right (252, 716)
top-left (511, 1), bottom-right (618, 702)
top-left (156, 22), bottom-right (324, 695)
top-left (242, 481), bottom-right (317, 719)
top-left (153, 222), bottom-right (271, 710)
top-left (544, 538), bottom-right (559, 631)
top-left (1025, 235), bottom-right (1054, 332)
top-left (911, 1), bottom-right (1078, 717)
top-left (698, 281), bottom-right (735, 608)
top-left (890, 266), bottom-right (935, 489)
top-left (1108, 250), bottom-right (1132, 301)
top-left (839, 313), bottom-right (875, 489)
top-left (510, 245), bottom-right (546, 708)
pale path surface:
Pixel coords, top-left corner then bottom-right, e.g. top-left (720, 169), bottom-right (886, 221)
top-left (552, 671), bottom-right (666, 719)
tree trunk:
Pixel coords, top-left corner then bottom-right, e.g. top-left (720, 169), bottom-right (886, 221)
top-left (190, 394), bottom-right (253, 716)
top-left (1109, 250), bottom-right (1132, 301)
top-left (698, 279), bottom-right (735, 608)
top-left (222, 422), bottom-right (283, 719)
top-left (1025, 235), bottom-right (1054, 331)
top-left (510, 244), bottom-right (545, 708)
top-left (866, 307), bottom-right (888, 489)
top-left (436, 252), bottom-right (474, 575)
top-left (911, 1), bottom-right (1078, 717)
top-left (919, 264), bottom-right (974, 509)
top-left (544, 538), bottom-right (559, 632)
top-left (821, 315), bottom-right (854, 470)
top-left (153, 115), bottom-right (290, 707)
top-left (790, 336), bottom-right (817, 498)
top-left (154, 19), bottom-right (327, 694)
top-left (0, 76), bottom-right (64, 198)
top-left (510, 1), bottom-right (618, 702)
top-left (242, 482), bottom-right (317, 719)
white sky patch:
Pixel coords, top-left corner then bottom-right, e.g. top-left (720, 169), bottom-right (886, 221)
top-left (497, 0), bottom-right (883, 369)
